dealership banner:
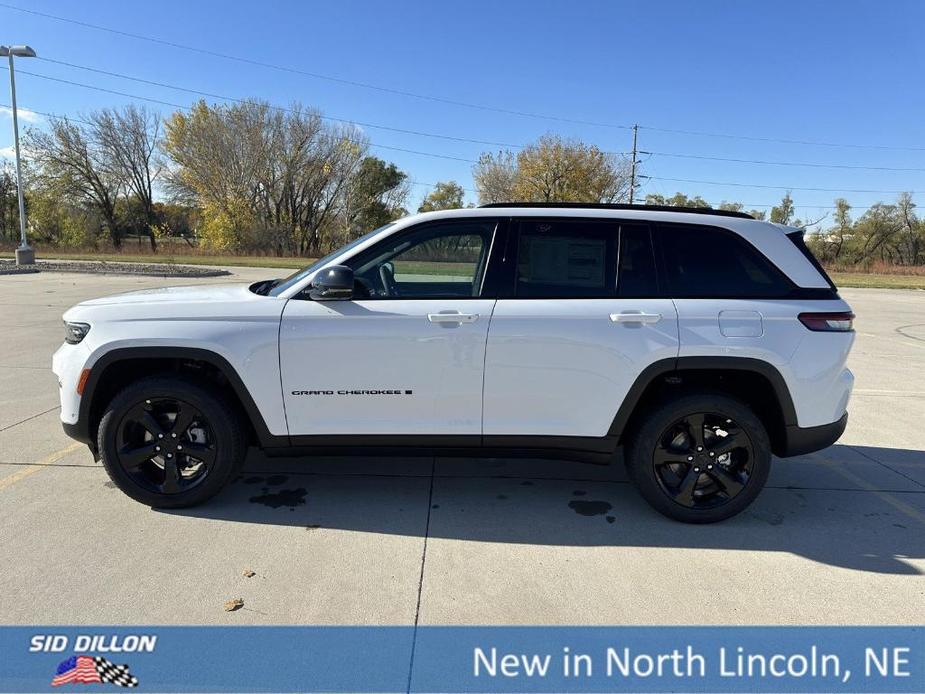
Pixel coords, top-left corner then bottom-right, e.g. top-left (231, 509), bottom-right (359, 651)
top-left (0, 626), bottom-right (921, 693)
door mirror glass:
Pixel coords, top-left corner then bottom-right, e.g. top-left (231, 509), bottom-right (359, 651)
top-left (309, 265), bottom-right (354, 300)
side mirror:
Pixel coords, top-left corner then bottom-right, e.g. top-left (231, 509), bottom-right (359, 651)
top-left (309, 265), bottom-right (354, 301)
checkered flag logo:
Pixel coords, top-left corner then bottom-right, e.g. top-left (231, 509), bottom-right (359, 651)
top-left (94, 656), bottom-right (139, 688)
top-left (51, 655), bottom-right (139, 688)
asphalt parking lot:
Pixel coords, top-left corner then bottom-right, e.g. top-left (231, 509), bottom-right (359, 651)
top-left (0, 269), bottom-right (923, 625)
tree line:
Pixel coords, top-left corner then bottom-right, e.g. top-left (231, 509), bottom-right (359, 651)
top-left (2, 100), bottom-right (921, 266)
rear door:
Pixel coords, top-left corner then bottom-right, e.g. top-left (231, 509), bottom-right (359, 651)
top-left (482, 217), bottom-right (679, 439)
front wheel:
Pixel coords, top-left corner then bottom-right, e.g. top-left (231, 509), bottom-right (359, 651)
top-left (97, 376), bottom-right (245, 508)
top-left (625, 393), bottom-right (771, 523)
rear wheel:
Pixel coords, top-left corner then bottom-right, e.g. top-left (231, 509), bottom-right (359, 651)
top-left (626, 393), bottom-right (771, 523)
top-left (98, 376), bottom-right (245, 508)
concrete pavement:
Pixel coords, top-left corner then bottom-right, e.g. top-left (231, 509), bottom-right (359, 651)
top-left (0, 271), bottom-right (922, 625)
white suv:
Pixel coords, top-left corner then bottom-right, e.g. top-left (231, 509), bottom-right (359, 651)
top-left (53, 204), bottom-right (855, 522)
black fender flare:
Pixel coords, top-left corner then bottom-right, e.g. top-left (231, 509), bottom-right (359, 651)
top-left (607, 356), bottom-right (798, 438)
top-left (77, 346), bottom-right (283, 449)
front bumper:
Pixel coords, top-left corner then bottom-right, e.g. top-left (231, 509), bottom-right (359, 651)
top-left (779, 412), bottom-right (848, 457)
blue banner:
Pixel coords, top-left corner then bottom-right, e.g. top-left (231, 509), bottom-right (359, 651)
top-left (0, 626), bottom-right (921, 693)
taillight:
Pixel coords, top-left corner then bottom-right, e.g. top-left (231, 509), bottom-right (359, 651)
top-left (798, 312), bottom-right (855, 332)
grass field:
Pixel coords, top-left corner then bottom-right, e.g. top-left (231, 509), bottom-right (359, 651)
top-left (828, 271), bottom-right (925, 290)
top-left (5, 251), bottom-right (925, 289)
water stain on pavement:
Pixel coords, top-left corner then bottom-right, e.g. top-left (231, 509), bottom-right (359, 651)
top-left (568, 500), bottom-right (612, 517)
top-left (265, 474), bottom-right (288, 486)
top-left (249, 488), bottom-right (307, 509)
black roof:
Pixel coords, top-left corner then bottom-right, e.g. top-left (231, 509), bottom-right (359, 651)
top-left (478, 202), bottom-right (754, 220)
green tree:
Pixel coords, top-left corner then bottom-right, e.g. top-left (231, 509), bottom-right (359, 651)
top-left (645, 192), bottom-right (711, 208)
top-left (770, 192), bottom-right (796, 225)
top-left (418, 181), bottom-right (465, 212)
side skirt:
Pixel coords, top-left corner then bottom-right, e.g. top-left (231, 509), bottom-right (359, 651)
top-left (268, 434), bottom-right (618, 465)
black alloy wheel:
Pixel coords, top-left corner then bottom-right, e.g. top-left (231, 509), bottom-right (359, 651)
top-left (98, 376), bottom-right (245, 508)
top-left (115, 397), bottom-right (216, 494)
top-left (652, 412), bottom-right (754, 510)
top-left (626, 393), bottom-right (771, 523)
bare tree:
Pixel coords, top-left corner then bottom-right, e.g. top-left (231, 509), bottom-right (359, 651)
top-left (26, 118), bottom-right (123, 246)
top-left (92, 106), bottom-right (163, 250)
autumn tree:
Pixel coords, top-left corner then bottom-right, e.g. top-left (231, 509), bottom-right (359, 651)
top-left (474, 134), bottom-right (631, 204)
top-left (418, 181), bottom-right (466, 212)
top-left (164, 100), bottom-right (388, 255)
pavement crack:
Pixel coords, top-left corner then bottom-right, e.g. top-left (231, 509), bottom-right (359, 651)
top-left (848, 444), bottom-right (925, 490)
top-left (406, 456), bottom-right (436, 694)
top-left (0, 406), bottom-right (60, 433)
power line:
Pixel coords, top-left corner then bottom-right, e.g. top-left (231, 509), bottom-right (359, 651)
top-left (640, 125), bottom-right (925, 153)
top-left (647, 150), bottom-right (925, 173)
top-left (28, 58), bottom-right (921, 173)
top-left (0, 1), bottom-right (632, 131)
top-left (649, 176), bottom-right (914, 195)
top-left (12, 63), bottom-right (520, 150)
top-left (0, 100), bottom-right (479, 165)
top-left (3, 2), bottom-right (923, 154)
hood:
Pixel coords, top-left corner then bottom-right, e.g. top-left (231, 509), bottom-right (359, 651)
top-left (75, 282), bottom-right (256, 307)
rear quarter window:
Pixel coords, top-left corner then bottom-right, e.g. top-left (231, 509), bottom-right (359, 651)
top-left (657, 223), bottom-right (794, 298)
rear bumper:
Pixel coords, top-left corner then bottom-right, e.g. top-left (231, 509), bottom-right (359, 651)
top-left (779, 412), bottom-right (848, 457)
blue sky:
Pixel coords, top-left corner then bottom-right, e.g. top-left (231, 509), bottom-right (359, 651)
top-left (1, 0), bottom-right (923, 221)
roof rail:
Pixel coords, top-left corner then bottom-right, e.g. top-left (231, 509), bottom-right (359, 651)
top-left (478, 202), bottom-right (754, 220)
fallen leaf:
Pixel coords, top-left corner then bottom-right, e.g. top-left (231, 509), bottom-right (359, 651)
top-left (224, 598), bottom-right (244, 612)
top-left (242, 569), bottom-right (256, 578)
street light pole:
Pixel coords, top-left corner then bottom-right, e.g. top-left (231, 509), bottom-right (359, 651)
top-left (1, 45), bottom-right (37, 265)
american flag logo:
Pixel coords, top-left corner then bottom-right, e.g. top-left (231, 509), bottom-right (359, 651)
top-left (51, 655), bottom-right (139, 688)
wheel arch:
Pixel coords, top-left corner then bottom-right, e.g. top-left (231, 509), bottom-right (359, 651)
top-left (610, 357), bottom-right (797, 457)
top-left (79, 347), bottom-right (283, 454)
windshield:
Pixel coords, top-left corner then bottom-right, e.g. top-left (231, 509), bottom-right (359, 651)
top-left (267, 223), bottom-right (396, 297)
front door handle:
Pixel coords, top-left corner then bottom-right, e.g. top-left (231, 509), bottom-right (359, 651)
top-left (610, 311), bottom-right (662, 324)
top-left (428, 312), bottom-right (479, 324)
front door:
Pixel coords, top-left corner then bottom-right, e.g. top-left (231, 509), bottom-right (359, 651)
top-left (483, 217), bottom-right (680, 439)
top-left (279, 219), bottom-right (500, 438)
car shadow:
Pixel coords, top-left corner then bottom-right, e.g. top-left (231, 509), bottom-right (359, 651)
top-left (160, 444), bottom-right (925, 576)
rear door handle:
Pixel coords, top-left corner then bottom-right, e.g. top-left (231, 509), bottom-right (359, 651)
top-left (428, 312), bottom-right (479, 324)
top-left (610, 311), bottom-right (662, 324)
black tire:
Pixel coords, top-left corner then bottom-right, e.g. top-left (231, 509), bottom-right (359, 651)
top-left (97, 375), bottom-right (245, 508)
top-left (625, 393), bottom-right (771, 523)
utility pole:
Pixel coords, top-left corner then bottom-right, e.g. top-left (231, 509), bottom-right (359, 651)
top-left (628, 124), bottom-right (638, 204)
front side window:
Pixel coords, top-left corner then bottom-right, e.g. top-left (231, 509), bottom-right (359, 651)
top-left (347, 221), bottom-right (496, 299)
top-left (514, 219), bottom-right (617, 298)
top-left (658, 224), bottom-right (793, 298)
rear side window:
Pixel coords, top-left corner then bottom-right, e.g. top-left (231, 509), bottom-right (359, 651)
top-left (515, 220), bottom-right (617, 298)
top-left (617, 224), bottom-right (658, 297)
top-left (658, 224), bottom-right (793, 298)
top-left (787, 230), bottom-right (837, 290)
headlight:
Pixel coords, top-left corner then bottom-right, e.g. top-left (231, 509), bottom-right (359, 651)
top-left (64, 321), bottom-right (91, 344)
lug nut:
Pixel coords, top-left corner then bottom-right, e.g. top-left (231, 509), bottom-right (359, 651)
top-left (158, 434), bottom-right (164, 439)
top-left (167, 453), bottom-right (173, 459)
top-left (707, 464), bottom-right (713, 469)
top-left (155, 446), bottom-right (160, 452)
top-left (694, 467), bottom-right (701, 473)
top-left (687, 456), bottom-right (693, 461)
top-left (709, 451), bottom-right (715, 457)
top-left (697, 446), bottom-right (703, 452)
top-left (171, 433), bottom-right (177, 438)
top-left (177, 445), bottom-right (183, 451)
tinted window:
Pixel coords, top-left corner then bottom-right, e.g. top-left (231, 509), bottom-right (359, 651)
top-left (347, 221), bottom-right (495, 299)
top-left (515, 220), bottom-right (617, 298)
top-left (617, 224), bottom-right (658, 297)
top-left (658, 224), bottom-right (793, 298)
